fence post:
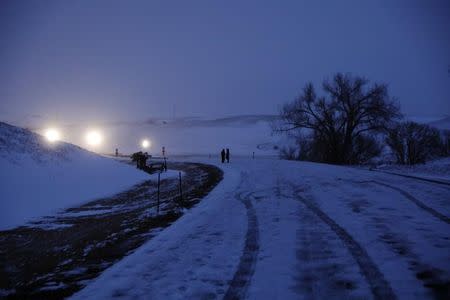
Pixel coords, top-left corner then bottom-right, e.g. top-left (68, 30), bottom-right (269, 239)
top-left (178, 171), bottom-right (183, 205)
top-left (157, 172), bottom-right (161, 215)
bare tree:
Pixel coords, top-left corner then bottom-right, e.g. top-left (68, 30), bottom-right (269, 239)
top-left (274, 73), bottom-right (400, 164)
top-left (386, 128), bottom-right (405, 164)
top-left (386, 121), bottom-right (445, 165)
top-left (279, 146), bottom-right (298, 160)
top-left (442, 130), bottom-right (450, 156)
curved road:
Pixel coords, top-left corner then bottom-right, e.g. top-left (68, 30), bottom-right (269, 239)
top-left (68, 157), bottom-right (450, 300)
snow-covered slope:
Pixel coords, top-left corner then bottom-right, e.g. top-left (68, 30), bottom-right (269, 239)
top-left (0, 122), bottom-right (149, 230)
top-left (376, 157), bottom-right (450, 183)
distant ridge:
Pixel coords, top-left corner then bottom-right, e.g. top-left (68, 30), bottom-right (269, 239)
top-left (144, 114), bottom-right (279, 128)
top-left (427, 115), bottom-right (450, 131)
top-left (22, 114), bottom-right (279, 131)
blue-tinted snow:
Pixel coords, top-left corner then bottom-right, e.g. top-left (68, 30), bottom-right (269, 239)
top-left (0, 122), bottom-right (149, 230)
top-left (71, 157), bottom-right (450, 299)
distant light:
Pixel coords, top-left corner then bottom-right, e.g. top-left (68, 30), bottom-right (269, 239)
top-left (86, 130), bottom-right (103, 146)
top-left (141, 139), bottom-right (151, 149)
top-left (44, 128), bottom-right (61, 143)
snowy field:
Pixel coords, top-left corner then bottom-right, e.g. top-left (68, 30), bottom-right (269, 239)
top-left (0, 122), bottom-right (150, 230)
top-left (71, 157), bottom-right (450, 300)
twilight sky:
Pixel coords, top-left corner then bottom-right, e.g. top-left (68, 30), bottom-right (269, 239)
top-left (0, 0), bottom-right (449, 127)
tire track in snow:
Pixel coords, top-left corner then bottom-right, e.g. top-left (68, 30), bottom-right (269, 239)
top-left (372, 215), bottom-right (450, 299)
top-left (372, 169), bottom-right (450, 186)
top-left (371, 181), bottom-right (450, 225)
top-left (223, 191), bottom-right (260, 300)
top-left (290, 184), bottom-right (397, 300)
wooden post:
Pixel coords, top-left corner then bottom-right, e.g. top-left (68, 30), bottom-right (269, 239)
top-left (157, 172), bottom-right (161, 215)
top-left (178, 171), bottom-right (183, 205)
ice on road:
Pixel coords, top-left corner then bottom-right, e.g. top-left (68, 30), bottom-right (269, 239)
top-left (72, 158), bottom-right (450, 300)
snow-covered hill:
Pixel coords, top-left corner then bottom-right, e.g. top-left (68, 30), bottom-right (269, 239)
top-left (0, 122), bottom-right (149, 230)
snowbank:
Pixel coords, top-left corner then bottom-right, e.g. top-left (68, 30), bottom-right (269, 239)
top-left (0, 122), bottom-right (149, 230)
top-left (376, 157), bottom-right (450, 182)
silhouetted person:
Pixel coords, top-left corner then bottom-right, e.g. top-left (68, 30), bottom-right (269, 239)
top-left (138, 152), bottom-right (144, 169)
top-left (142, 152), bottom-right (149, 169)
top-left (221, 149), bottom-right (225, 163)
top-left (226, 148), bottom-right (230, 163)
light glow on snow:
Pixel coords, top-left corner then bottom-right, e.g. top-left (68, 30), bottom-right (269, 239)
top-left (141, 139), bottom-right (151, 149)
top-left (85, 130), bottom-right (103, 146)
top-left (0, 122), bottom-right (150, 230)
top-left (44, 128), bottom-right (61, 143)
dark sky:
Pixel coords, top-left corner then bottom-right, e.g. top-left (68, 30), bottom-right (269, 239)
top-left (1, 0), bottom-right (449, 126)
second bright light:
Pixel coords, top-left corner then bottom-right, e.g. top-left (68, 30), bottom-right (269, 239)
top-left (141, 139), bottom-right (151, 149)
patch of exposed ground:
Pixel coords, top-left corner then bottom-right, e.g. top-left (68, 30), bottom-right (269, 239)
top-left (0, 162), bottom-right (223, 299)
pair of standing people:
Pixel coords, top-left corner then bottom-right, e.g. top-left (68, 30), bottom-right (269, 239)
top-left (221, 148), bottom-right (230, 163)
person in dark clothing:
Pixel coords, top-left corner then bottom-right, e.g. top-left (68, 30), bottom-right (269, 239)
top-left (221, 149), bottom-right (225, 163)
top-left (132, 154), bottom-right (137, 168)
top-left (138, 152), bottom-right (144, 169)
top-left (141, 152), bottom-right (149, 169)
top-left (226, 148), bottom-right (230, 163)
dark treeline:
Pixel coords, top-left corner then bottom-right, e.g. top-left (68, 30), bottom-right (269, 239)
top-left (274, 73), bottom-right (449, 165)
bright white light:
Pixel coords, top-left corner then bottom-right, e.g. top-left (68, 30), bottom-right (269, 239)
top-left (141, 139), bottom-right (151, 149)
top-left (85, 130), bottom-right (103, 146)
top-left (44, 128), bottom-right (61, 143)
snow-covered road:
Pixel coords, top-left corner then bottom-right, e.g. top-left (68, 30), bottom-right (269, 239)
top-left (71, 158), bottom-right (450, 300)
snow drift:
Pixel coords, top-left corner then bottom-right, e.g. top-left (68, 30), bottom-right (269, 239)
top-left (0, 122), bottom-right (149, 230)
